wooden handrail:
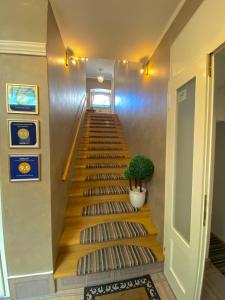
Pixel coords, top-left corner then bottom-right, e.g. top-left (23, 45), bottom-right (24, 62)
top-left (61, 96), bottom-right (86, 182)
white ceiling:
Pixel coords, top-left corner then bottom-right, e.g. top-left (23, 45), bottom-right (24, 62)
top-left (50, 0), bottom-right (184, 62)
top-left (86, 58), bottom-right (115, 80)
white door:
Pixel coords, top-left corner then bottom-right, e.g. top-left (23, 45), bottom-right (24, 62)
top-left (164, 57), bottom-right (210, 300)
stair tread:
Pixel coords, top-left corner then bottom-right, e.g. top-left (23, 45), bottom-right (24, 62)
top-left (54, 237), bottom-right (163, 279)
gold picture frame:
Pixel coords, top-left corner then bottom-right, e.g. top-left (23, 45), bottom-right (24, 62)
top-left (8, 119), bottom-right (40, 149)
top-left (6, 83), bottom-right (39, 114)
top-left (9, 154), bottom-right (41, 182)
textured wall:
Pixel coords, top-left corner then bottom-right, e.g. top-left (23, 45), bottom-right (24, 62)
top-left (0, 56), bottom-right (52, 275)
top-left (47, 3), bottom-right (86, 264)
top-left (0, 0), bottom-right (52, 276)
top-left (115, 0), bottom-right (204, 243)
top-left (0, 0), bottom-right (47, 42)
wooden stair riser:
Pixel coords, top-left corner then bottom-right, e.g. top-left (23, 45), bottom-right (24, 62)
top-left (68, 194), bottom-right (130, 203)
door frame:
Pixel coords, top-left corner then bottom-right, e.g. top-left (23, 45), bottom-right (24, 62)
top-left (164, 55), bottom-right (212, 299)
top-left (165, 42), bottom-right (225, 299)
top-left (204, 44), bottom-right (225, 261)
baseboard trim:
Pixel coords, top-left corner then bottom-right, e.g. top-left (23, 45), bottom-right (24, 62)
top-left (0, 40), bottom-right (46, 56)
top-left (8, 271), bottom-right (53, 280)
top-left (8, 272), bottom-right (55, 300)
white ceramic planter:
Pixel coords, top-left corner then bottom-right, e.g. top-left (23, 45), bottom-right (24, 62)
top-left (129, 187), bottom-right (146, 208)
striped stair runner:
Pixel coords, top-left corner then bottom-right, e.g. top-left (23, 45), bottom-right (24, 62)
top-left (86, 173), bottom-right (126, 181)
top-left (88, 135), bottom-right (120, 138)
top-left (80, 221), bottom-right (148, 244)
top-left (88, 141), bottom-right (121, 144)
top-left (86, 163), bottom-right (127, 169)
top-left (87, 147), bottom-right (124, 151)
top-left (89, 130), bottom-right (118, 133)
top-left (89, 126), bottom-right (116, 128)
top-left (82, 201), bottom-right (139, 216)
top-left (77, 245), bottom-right (156, 275)
top-left (83, 185), bottom-right (129, 196)
top-left (87, 154), bottom-right (126, 159)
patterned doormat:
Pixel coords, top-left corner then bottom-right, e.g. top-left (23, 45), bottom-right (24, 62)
top-left (84, 275), bottom-right (161, 300)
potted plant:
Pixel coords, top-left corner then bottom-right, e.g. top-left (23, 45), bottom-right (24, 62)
top-left (124, 155), bottom-right (154, 208)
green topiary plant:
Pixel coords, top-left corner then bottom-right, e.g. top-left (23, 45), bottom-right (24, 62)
top-left (124, 155), bottom-right (154, 192)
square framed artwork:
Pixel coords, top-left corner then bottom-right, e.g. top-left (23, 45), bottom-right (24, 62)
top-left (8, 120), bottom-right (39, 148)
top-left (6, 83), bottom-right (39, 114)
top-left (9, 154), bottom-right (40, 182)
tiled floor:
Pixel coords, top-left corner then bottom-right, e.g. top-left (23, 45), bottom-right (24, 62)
top-left (23, 261), bottom-right (225, 300)
top-left (46, 271), bottom-right (176, 300)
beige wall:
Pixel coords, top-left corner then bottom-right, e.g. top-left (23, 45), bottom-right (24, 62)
top-left (0, 0), bottom-right (47, 42)
top-left (0, 0), bottom-right (52, 276)
top-left (0, 57), bottom-right (52, 275)
top-left (0, 0), bottom-right (86, 276)
top-left (47, 4), bottom-right (86, 264)
top-left (114, 0), bottom-right (204, 243)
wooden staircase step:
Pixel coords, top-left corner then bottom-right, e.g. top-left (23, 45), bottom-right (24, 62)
top-left (68, 194), bottom-right (129, 203)
top-left (60, 213), bottom-right (157, 247)
top-left (75, 158), bottom-right (130, 165)
top-left (54, 238), bottom-right (164, 278)
top-left (66, 200), bottom-right (149, 218)
top-left (73, 168), bottom-right (127, 177)
top-left (73, 172), bottom-right (126, 181)
top-left (79, 144), bottom-right (128, 149)
top-left (69, 183), bottom-right (129, 197)
top-left (70, 179), bottom-right (128, 189)
top-left (75, 162), bottom-right (128, 169)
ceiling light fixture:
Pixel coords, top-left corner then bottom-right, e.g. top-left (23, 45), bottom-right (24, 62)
top-left (122, 60), bottom-right (128, 64)
top-left (97, 68), bottom-right (104, 83)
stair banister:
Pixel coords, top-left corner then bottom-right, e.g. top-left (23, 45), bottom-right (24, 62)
top-left (61, 95), bottom-right (86, 182)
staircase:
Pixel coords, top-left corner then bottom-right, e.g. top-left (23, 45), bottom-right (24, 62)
top-left (54, 112), bottom-right (164, 280)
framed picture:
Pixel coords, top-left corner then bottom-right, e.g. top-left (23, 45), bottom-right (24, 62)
top-left (9, 154), bottom-right (40, 182)
top-left (6, 83), bottom-right (39, 114)
top-left (8, 120), bottom-right (39, 148)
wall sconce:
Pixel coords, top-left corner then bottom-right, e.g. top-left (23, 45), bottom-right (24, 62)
top-left (140, 59), bottom-right (151, 76)
top-left (65, 50), bottom-right (88, 67)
